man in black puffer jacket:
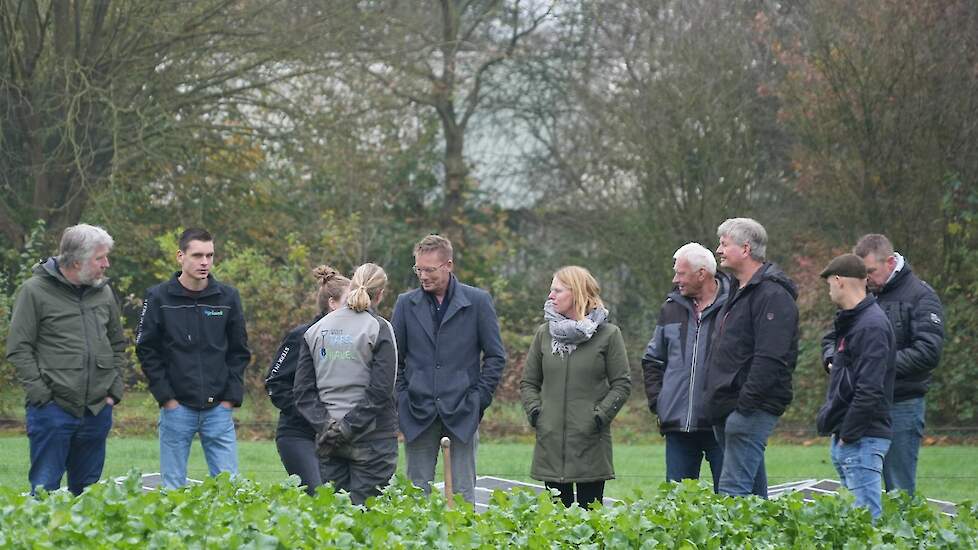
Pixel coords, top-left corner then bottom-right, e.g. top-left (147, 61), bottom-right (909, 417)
top-left (817, 253), bottom-right (895, 519)
top-left (704, 218), bottom-right (799, 498)
top-left (823, 234), bottom-right (943, 496)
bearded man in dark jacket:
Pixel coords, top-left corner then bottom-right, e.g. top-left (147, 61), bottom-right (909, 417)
top-left (817, 253), bottom-right (895, 519)
top-left (7, 224), bottom-right (125, 495)
top-left (704, 218), bottom-right (799, 498)
top-left (823, 234), bottom-right (943, 496)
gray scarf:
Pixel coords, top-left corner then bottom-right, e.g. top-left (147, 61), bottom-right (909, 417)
top-left (544, 300), bottom-right (609, 357)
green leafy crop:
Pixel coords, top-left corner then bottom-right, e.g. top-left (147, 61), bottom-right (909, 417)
top-left (0, 473), bottom-right (974, 548)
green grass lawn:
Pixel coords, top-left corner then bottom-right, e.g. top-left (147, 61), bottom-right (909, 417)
top-left (1, 436), bottom-right (974, 503)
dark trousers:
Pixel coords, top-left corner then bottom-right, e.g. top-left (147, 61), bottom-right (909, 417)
top-left (26, 402), bottom-right (113, 495)
top-left (276, 435), bottom-right (323, 495)
top-left (665, 430), bottom-right (724, 491)
top-left (320, 437), bottom-right (398, 505)
top-left (545, 480), bottom-right (606, 508)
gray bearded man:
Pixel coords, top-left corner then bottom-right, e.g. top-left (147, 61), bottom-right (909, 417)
top-left (7, 224), bottom-right (125, 495)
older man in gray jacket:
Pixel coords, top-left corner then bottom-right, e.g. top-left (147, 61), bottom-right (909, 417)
top-left (392, 234), bottom-right (506, 503)
top-left (643, 243), bottom-right (728, 491)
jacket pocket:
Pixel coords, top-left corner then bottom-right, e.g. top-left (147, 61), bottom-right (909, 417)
top-left (95, 355), bottom-right (118, 394)
top-left (658, 367), bottom-right (689, 425)
top-left (38, 354), bottom-right (83, 405)
top-left (532, 417), bottom-right (561, 479)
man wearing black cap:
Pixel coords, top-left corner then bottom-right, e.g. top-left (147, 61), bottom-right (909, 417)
top-left (816, 253), bottom-right (896, 519)
top-left (823, 235), bottom-right (943, 496)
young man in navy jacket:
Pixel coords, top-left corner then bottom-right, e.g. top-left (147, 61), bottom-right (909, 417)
top-left (136, 228), bottom-right (251, 489)
top-left (817, 253), bottom-right (896, 519)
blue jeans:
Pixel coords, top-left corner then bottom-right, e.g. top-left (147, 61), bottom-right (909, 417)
top-left (883, 397), bottom-right (924, 495)
top-left (158, 403), bottom-right (238, 489)
top-left (665, 430), bottom-right (723, 491)
top-left (26, 402), bottom-right (113, 495)
top-left (713, 409), bottom-right (779, 498)
top-left (405, 417), bottom-right (478, 503)
top-left (831, 436), bottom-right (890, 519)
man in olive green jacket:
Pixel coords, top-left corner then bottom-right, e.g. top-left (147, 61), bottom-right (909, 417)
top-left (6, 224), bottom-right (125, 495)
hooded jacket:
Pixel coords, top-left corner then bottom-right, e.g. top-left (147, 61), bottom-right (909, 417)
top-left (135, 273), bottom-right (251, 409)
top-left (642, 273), bottom-right (730, 433)
top-left (822, 260), bottom-right (943, 402)
top-left (816, 296), bottom-right (896, 441)
top-left (6, 259), bottom-right (126, 417)
top-left (704, 263), bottom-right (799, 424)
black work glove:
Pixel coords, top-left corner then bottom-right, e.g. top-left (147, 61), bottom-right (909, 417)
top-left (316, 419), bottom-right (350, 458)
top-left (594, 415), bottom-right (604, 430)
top-left (529, 409), bottom-right (540, 428)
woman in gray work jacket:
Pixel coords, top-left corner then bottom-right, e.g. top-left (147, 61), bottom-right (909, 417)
top-left (520, 265), bottom-right (631, 508)
top-left (294, 263), bottom-right (398, 505)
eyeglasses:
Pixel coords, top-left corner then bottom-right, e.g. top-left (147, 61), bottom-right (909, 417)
top-left (413, 262), bottom-right (448, 275)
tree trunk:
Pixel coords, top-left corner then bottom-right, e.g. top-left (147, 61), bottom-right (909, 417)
top-left (441, 123), bottom-right (467, 247)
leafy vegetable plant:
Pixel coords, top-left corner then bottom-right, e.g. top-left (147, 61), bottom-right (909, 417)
top-left (0, 472), bottom-right (974, 548)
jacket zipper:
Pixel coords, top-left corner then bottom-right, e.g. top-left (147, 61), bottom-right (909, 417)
top-left (193, 298), bottom-right (204, 407)
top-left (560, 351), bottom-right (570, 482)
top-left (685, 313), bottom-right (702, 432)
top-left (80, 290), bottom-right (92, 410)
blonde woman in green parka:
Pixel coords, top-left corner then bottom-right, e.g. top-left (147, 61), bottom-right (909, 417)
top-left (520, 266), bottom-right (631, 508)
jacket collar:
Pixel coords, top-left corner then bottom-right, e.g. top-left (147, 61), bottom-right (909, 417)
top-left (739, 262), bottom-right (770, 291)
top-left (165, 271), bottom-right (222, 298)
top-left (881, 256), bottom-right (912, 294)
top-left (667, 272), bottom-right (731, 318)
top-left (408, 276), bottom-right (471, 343)
top-left (834, 295), bottom-right (877, 334)
top-left (730, 262), bottom-right (798, 301)
top-left (37, 257), bottom-right (111, 292)
top-left (408, 291), bottom-right (436, 343)
top-left (883, 252), bottom-right (906, 286)
top-left (440, 276), bottom-right (470, 326)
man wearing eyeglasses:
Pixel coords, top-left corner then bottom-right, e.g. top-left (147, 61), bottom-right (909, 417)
top-left (391, 234), bottom-right (507, 503)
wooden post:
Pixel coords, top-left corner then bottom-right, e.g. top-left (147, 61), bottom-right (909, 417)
top-left (440, 436), bottom-right (453, 508)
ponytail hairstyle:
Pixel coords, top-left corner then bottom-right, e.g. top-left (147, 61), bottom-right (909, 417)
top-left (347, 263), bottom-right (387, 312)
top-left (313, 265), bottom-right (351, 313)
